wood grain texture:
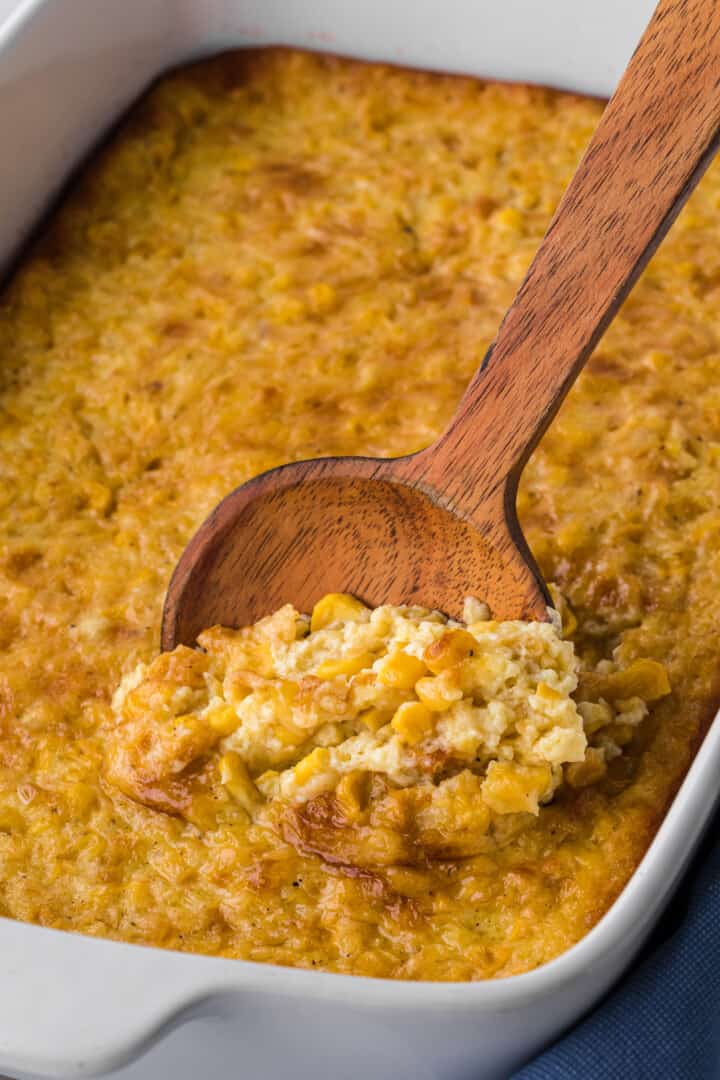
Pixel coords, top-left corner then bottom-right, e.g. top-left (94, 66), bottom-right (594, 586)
top-left (163, 0), bottom-right (720, 649)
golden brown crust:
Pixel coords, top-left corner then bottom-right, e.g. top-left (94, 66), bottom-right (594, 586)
top-left (0, 47), bottom-right (717, 980)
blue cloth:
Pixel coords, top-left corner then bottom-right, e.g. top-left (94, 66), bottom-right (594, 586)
top-left (513, 818), bottom-right (720, 1080)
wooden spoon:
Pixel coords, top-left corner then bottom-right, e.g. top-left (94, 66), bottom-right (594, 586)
top-left (162, 0), bottom-right (720, 650)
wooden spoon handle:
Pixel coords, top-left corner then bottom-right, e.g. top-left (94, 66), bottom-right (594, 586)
top-left (402, 0), bottom-right (720, 522)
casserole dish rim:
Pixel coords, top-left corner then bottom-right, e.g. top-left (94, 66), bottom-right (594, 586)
top-left (0, 0), bottom-right (717, 1074)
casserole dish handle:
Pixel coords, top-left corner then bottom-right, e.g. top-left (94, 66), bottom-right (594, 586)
top-left (0, 918), bottom-right (212, 1078)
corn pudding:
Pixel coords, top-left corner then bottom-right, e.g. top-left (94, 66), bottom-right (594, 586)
top-left (113, 596), bottom-right (668, 871)
top-left (1, 49), bottom-right (719, 981)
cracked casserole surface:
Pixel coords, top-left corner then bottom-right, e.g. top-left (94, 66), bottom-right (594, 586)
top-left (0, 49), bottom-right (719, 980)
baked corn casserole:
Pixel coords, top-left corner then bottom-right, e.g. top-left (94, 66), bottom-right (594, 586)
top-left (116, 596), bottom-right (668, 871)
top-left (0, 48), bottom-right (719, 981)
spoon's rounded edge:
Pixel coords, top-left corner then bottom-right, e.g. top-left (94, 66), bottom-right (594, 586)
top-left (160, 456), bottom-right (360, 650)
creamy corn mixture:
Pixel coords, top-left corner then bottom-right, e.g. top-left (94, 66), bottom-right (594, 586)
top-left (113, 595), bottom-right (668, 869)
top-left (1, 49), bottom-right (719, 980)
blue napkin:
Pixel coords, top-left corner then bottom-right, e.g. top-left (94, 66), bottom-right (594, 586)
top-left (513, 816), bottom-right (720, 1080)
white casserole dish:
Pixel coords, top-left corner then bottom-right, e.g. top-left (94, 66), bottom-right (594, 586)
top-left (0, 0), bottom-right (717, 1077)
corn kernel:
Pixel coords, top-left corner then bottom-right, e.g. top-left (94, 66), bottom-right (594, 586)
top-left (207, 703), bottom-right (241, 736)
top-left (391, 701), bottom-right (434, 744)
top-left (294, 746), bottom-right (331, 785)
top-left (578, 699), bottom-right (614, 735)
top-left (536, 681), bottom-right (562, 703)
top-left (424, 629), bottom-right (477, 674)
top-left (565, 748), bottom-right (607, 789)
top-left (335, 770), bottom-right (368, 821)
top-left (185, 793), bottom-right (220, 831)
top-left (219, 752), bottom-right (262, 813)
top-left (481, 761), bottom-right (553, 815)
top-left (82, 480), bottom-right (114, 515)
top-left (644, 348), bottom-right (671, 372)
top-left (358, 707), bottom-right (393, 732)
top-left (377, 650), bottom-right (427, 689)
top-left (278, 680), bottom-right (299, 706)
top-left (315, 651), bottom-right (375, 679)
top-left (383, 866), bottom-right (433, 897)
top-left (582, 659), bottom-right (671, 703)
top-left (613, 659), bottom-right (671, 701)
top-left (493, 205), bottom-right (524, 232)
top-left (231, 155), bottom-right (257, 177)
top-left (308, 282), bottom-right (337, 313)
top-left (269, 270), bottom-right (293, 290)
top-left (272, 297), bottom-right (305, 323)
top-left (676, 260), bottom-right (697, 279)
top-left (603, 721), bottom-right (635, 747)
top-left (310, 592), bottom-right (368, 632)
top-left (414, 673), bottom-right (462, 712)
top-left (274, 723), bottom-right (304, 747)
top-left (249, 642), bottom-right (276, 679)
top-left (463, 597), bottom-right (490, 623)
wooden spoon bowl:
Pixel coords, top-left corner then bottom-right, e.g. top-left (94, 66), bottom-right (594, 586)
top-left (161, 454), bottom-right (545, 648)
top-left (162, 0), bottom-right (720, 650)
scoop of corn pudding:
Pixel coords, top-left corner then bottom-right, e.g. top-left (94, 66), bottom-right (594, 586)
top-left (106, 594), bottom-right (670, 867)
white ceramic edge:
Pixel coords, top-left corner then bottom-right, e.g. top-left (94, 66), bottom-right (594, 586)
top-left (1, 0), bottom-right (717, 1076)
top-left (0, 0), bottom-right (657, 274)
